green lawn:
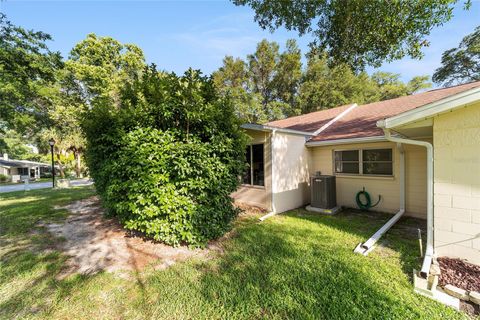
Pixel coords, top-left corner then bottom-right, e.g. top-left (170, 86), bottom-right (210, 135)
top-left (0, 188), bottom-right (467, 319)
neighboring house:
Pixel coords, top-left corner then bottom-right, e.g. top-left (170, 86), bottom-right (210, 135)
top-left (232, 81), bottom-right (480, 271)
top-left (0, 153), bottom-right (50, 182)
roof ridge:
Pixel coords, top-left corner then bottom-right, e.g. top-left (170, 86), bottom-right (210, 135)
top-left (266, 103), bottom-right (353, 125)
top-left (312, 103), bottom-right (358, 135)
top-left (423, 80), bottom-right (480, 93)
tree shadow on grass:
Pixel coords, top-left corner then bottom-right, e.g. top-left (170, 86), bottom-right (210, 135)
top-left (289, 208), bottom-right (428, 278)
top-left (193, 212), bottom-right (456, 319)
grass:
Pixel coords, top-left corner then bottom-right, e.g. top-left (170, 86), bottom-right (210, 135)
top-left (0, 188), bottom-right (470, 320)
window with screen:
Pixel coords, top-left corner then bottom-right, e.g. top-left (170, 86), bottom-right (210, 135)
top-left (243, 144), bottom-right (264, 186)
top-left (18, 167), bottom-right (29, 175)
top-left (334, 149), bottom-right (393, 176)
top-left (362, 149), bottom-right (393, 175)
top-left (334, 150), bottom-right (360, 174)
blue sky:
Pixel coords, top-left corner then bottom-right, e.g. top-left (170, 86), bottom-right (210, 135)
top-left (2, 0), bottom-right (479, 85)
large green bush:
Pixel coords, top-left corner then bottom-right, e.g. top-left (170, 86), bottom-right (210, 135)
top-left (82, 67), bottom-right (246, 246)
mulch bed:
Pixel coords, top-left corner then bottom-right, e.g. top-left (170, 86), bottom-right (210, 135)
top-left (438, 257), bottom-right (480, 292)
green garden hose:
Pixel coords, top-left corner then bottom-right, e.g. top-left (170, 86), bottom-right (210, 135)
top-left (355, 187), bottom-right (381, 210)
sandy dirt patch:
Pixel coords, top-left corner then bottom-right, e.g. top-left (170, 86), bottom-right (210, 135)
top-left (43, 196), bottom-right (208, 277)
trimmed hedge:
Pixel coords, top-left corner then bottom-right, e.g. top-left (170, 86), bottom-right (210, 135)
top-left (83, 67), bottom-right (246, 246)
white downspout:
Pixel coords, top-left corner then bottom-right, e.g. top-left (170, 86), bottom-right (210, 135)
top-left (259, 129), bottom-right (277, 221)
top-left (354, 143), bottom-right (405, 255)
top-left (383, 129), bottom-right (434, 279)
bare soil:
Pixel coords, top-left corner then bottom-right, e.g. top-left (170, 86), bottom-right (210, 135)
top-left (43, 196), bottom-right (207, 278)
top-left (41, 197), bottom-right (263, 278)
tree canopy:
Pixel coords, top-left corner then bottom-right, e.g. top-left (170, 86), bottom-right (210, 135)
top-left (232, 0), bottom-right (468, 71)
top-left (0, 13), bottom-right (62, 134)
top-left (433, 25), bottom-right (480, 85)
top-left (214, 39), bottom-right (431, 122)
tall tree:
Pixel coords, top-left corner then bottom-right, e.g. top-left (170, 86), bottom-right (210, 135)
top-left (297, 53), bottom-right (379, 113)
top-left (50, 34), bottom-right (146, 177)
top-left (272, 39), bottom-right (302, 115)
top-left (214, 39), bottom-right (302, 122)
top-left (247, 39), bottom-right (280, 108)
top-left (213, 56), bottom-right (266, 123)
top-left (232, 0), bottom-right (468, 71)
top-left (433, 26), bottom-right (480, 85)
top-left (0, 13), bottom-right (62, 135)
top-left (372, 72), bottom-right (431, 101)
top-left (64, 33), bottom-right (146, 108)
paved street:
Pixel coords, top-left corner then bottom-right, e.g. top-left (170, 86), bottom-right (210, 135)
top-left (0, 179), bottom-right (93, 193)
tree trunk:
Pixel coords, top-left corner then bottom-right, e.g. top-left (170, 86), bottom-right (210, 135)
top-left (75, 151), bottom-right (81, 178)
top-left (56, 154), bottom-right (65, 178)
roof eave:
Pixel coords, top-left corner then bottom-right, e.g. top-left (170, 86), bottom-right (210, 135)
top-left (241, 123), bottom-right (315, 136)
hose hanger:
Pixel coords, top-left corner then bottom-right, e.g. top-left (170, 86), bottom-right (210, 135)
top-left (356, 187), bottom-right (381, 210)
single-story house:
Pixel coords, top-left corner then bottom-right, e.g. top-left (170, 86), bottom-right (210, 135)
top-left (232, 81), bottom-right (480, 274)
top-left (0, 153), bottom-right (50, 182)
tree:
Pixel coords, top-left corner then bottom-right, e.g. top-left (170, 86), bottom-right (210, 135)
top-left (232, 0), bottom-right (468, 70)
top-left (372, 72), bottom-right (431, 101)
top-left (272, 39), bottom-right (303, 115)
top-left (0, 130), bottom-right (40, 161)
top-left (213, 39), bottom-right (302, 122)
top-left (64, 33), bottom-right (146, 108)
top-left (47, 34), bottom-right (147, 177)
top-left (297, 53), bottom-right (431, 113)
top-left (0, 13), bottom-right (62, 135)
top-left (433, 26), bottom-right (480, 85)
top-left (247, 39), bottom-right (280, 107)
top-left (213, 56), bottom-right (266, 123)
top-left (297, 53), bottom-right (379, 113)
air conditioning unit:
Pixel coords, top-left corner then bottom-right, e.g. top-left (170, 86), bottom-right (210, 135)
top-left (310, 175), bottom-right (336, 209)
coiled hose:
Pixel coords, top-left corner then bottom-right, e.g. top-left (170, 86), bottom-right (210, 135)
top-left (356, 187), bottom-right (381, 210)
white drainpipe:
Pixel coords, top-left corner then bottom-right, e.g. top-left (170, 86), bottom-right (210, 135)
top-left (383, 129), bottom-right (434, 279)
top-left (259, 129), bottom-right (277, 221)
top-left (354, 143), bottom-right (405, 255)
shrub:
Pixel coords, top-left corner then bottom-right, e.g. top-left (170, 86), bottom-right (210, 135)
top-left (83, 67), bottom-right (246, 247)
top-left (0, 174), bottom-right (9, 183)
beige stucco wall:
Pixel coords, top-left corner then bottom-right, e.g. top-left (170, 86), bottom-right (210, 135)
top-left (231, 129), bottom-right (272, 210)
top-left (433, 102), bottom-right (480, 265)
top-left (0, 167), bottom-right (9, 176)
top-left (272, 132), bottom-right (311, 213)
top-left (310, 141), bottom-right (428, 218)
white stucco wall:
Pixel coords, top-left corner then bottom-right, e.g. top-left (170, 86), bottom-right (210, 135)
top-left (271, 132), bottom-right (311, 213)
top-left (433, 102), bottom-right (480, 265)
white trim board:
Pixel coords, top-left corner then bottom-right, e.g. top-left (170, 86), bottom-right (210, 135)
top-left (305, 136), bottom-right (387, 147)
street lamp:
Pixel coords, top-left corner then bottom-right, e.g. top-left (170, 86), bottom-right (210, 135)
top-left (48, 138), bottom-right (55, 188)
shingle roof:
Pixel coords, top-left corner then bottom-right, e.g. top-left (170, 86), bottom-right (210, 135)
top-left (264, 81), bottom-right (480, 142)
top-left (0, 158), bottom-right (49, 168)
top-left (266, 104), bottom-right (354, 132)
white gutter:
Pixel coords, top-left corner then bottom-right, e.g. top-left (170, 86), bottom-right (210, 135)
top-left (354, 143), bottom-right (405, 255)
top-left (259, 129), bottom-right (277, 221)
top-left (312, 103), bottom-right (358, 136)
top-left (381, 129), bottom-right (434, 279)
top-left (306, 136), bottom-right (387, 147)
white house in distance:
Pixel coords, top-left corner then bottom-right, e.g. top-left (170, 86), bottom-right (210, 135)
top-left (0, 153), bottom-right (50, 182)
top-left (233, 81), bottom-right (480, 280)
